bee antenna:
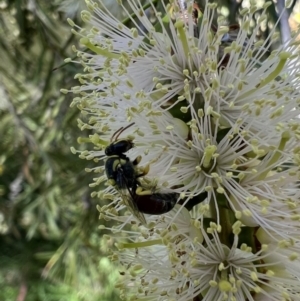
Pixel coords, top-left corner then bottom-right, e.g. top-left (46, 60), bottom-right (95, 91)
top-left (111, 127), bottom-right (124, 142)
top-left (112, 122), bottom-right (135, 141)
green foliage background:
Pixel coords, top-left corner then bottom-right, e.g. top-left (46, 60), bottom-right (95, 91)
top-left (0, 0), bottom-right (119, 300)
top-left (0, 0), bottom-right (297, 300)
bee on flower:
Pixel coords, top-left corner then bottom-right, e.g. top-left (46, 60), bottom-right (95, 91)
top-left (66, 0), bottom-right (300, 300)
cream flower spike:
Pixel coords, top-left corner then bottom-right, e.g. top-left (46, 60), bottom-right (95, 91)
top-left (67, 0), bottom-right (300, 300)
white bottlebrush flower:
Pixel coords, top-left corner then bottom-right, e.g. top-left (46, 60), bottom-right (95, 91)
top-left (68, 0), bottom-right (300, 142)
top-left (102, 216), bottom-right (300, 301)
top-left (67, 0), bottom-right (300, 299)
top-left (67, 0), bottom-right (300, 203)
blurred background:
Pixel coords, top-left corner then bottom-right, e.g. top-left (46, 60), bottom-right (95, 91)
top-left (0, 0), bottom-right (299, 300)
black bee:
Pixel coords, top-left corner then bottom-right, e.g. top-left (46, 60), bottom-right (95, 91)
top-left (104, 123), bottom-right (179, 225)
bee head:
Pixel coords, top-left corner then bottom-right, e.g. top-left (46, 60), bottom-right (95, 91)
top-left (105, 139), bottom-right (134, 156)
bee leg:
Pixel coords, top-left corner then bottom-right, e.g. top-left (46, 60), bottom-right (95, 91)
top-left (139, 164), bottom-right (150, 177)
top-left (135, 186), bottom-right (152, 196)
top-left (132, 155), bottom-right (142, 166)
top-left (133, 155), bottom-right (150, 177)
top-left (107, 179), bottom-right (116, 186)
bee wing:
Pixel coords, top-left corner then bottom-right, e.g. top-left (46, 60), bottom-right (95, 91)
top-left (122, 192), bottom-right (147, 226)
top-left (117, 175), bottom-right (147, 226)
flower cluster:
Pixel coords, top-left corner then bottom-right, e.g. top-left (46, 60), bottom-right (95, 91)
top-left (66, 0), bottom-right (300, 300)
